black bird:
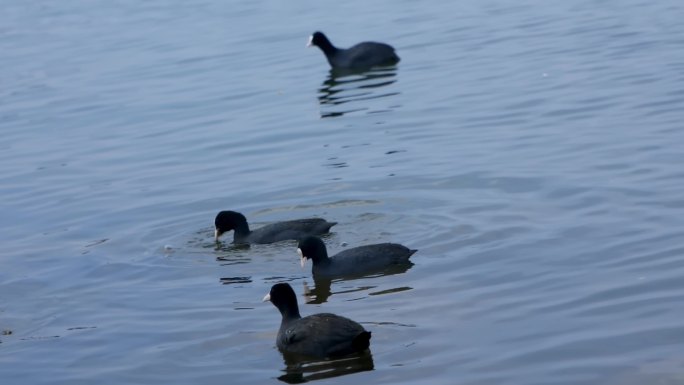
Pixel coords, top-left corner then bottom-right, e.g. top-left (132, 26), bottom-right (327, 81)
top-left (263, 282), bottom-right (371, 359)
top-left (298, 236), bottom-right (417, 279)
top-left (307, 31), bottom-right (400, 70)
top-left (214, 211), bottom-right (336, 244)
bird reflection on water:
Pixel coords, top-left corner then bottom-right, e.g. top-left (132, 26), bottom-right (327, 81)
top-left (318, 67), bottom-right (400, 118)
top-left (278, 351), bottom-right (374, 384)
top-left (302, 261), bottom-right (414, 304)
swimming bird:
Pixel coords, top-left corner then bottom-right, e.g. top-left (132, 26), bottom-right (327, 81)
top-left (214, 211), bottom-right (336, 244)
top-left (263, 282), bottom-right (371, 359)
top-left (297, 236), bottom-right (417, 279)
top-left (307, 31), bottom-right (400, 70)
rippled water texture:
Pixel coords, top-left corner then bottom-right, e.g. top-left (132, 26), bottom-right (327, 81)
top-left (2, 0), bottom-right (684, 384)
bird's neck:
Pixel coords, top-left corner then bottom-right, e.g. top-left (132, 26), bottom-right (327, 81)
top-left (279, 304), bottom-right (301, 324)
top-left (232, 221), bottom-right (251, 241)
top-left (313, 245), bottom-right (332, 267)
top-left (317, 40), bottom-right (338, 56)
top-left (316, 256), bottom-right (332, 267)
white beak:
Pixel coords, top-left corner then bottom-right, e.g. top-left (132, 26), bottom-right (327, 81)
top-left (298, 248), bottom-right (307, 268)
top-left (306, 35), bottom-right (313, 47)
top-left (262, 293), bottom-right (271, 302)
top-left (214, 228), bottom-right (220, 242)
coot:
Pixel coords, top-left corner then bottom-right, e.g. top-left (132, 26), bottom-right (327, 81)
top-left (263, 282), bottom-right (371, 359)
top-left (307, 31), bottom-right (400, 70)
top-left (214, 211), bottom-right (336, 244)
top-left (298, 236), bottom-right (416, 279)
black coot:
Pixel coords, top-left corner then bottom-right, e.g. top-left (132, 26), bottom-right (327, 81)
top-left (214, 211), bottom-right (336, 244)
top-left (298, 236), bottom-right (417, 279)
top-left (263, 283), bottom-right (371, 359)
top-left (307, 31), bottom-right (400, 70)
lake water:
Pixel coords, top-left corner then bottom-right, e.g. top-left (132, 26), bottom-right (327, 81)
top-left (2, 0), bottom-right (684, 384)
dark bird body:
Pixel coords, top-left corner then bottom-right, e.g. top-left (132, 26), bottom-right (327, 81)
top-left (214, 211), bottom-right (336, 244)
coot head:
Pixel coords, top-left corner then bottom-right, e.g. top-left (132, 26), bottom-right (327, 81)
top-left (298, 236), bottom-right (330, 268)
top-left (307, 31), bottom-right (334, 50)
top-left (263, 282), bottom-right (301, 320)
top-left (214, 210), bottom-right (248, 241)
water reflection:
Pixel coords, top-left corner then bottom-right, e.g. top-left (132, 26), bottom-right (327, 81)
top-left (318, 68), bottom-right (400, 118)
top-left (219, 276), bottom-right (252, 284)
top-left (214, 241), bottom-right (252, 251)
top-left (215, 253), bottom-right (251, 266)
top-left (302, 262), bottom-right (414, 304)
top-left (278, 352), bottom-right (374, 384)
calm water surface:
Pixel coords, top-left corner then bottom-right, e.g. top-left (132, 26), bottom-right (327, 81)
top-left (2, 0), bottom-right (684, 384)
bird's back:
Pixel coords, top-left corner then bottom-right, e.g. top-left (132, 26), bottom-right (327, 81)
top-left (249, 218), bottom-right (336, 244)
top-left (332, 42), bottom-right (400, 69)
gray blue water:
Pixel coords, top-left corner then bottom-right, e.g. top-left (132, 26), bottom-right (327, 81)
top-left (2, 0), bottom-right (684, 384)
